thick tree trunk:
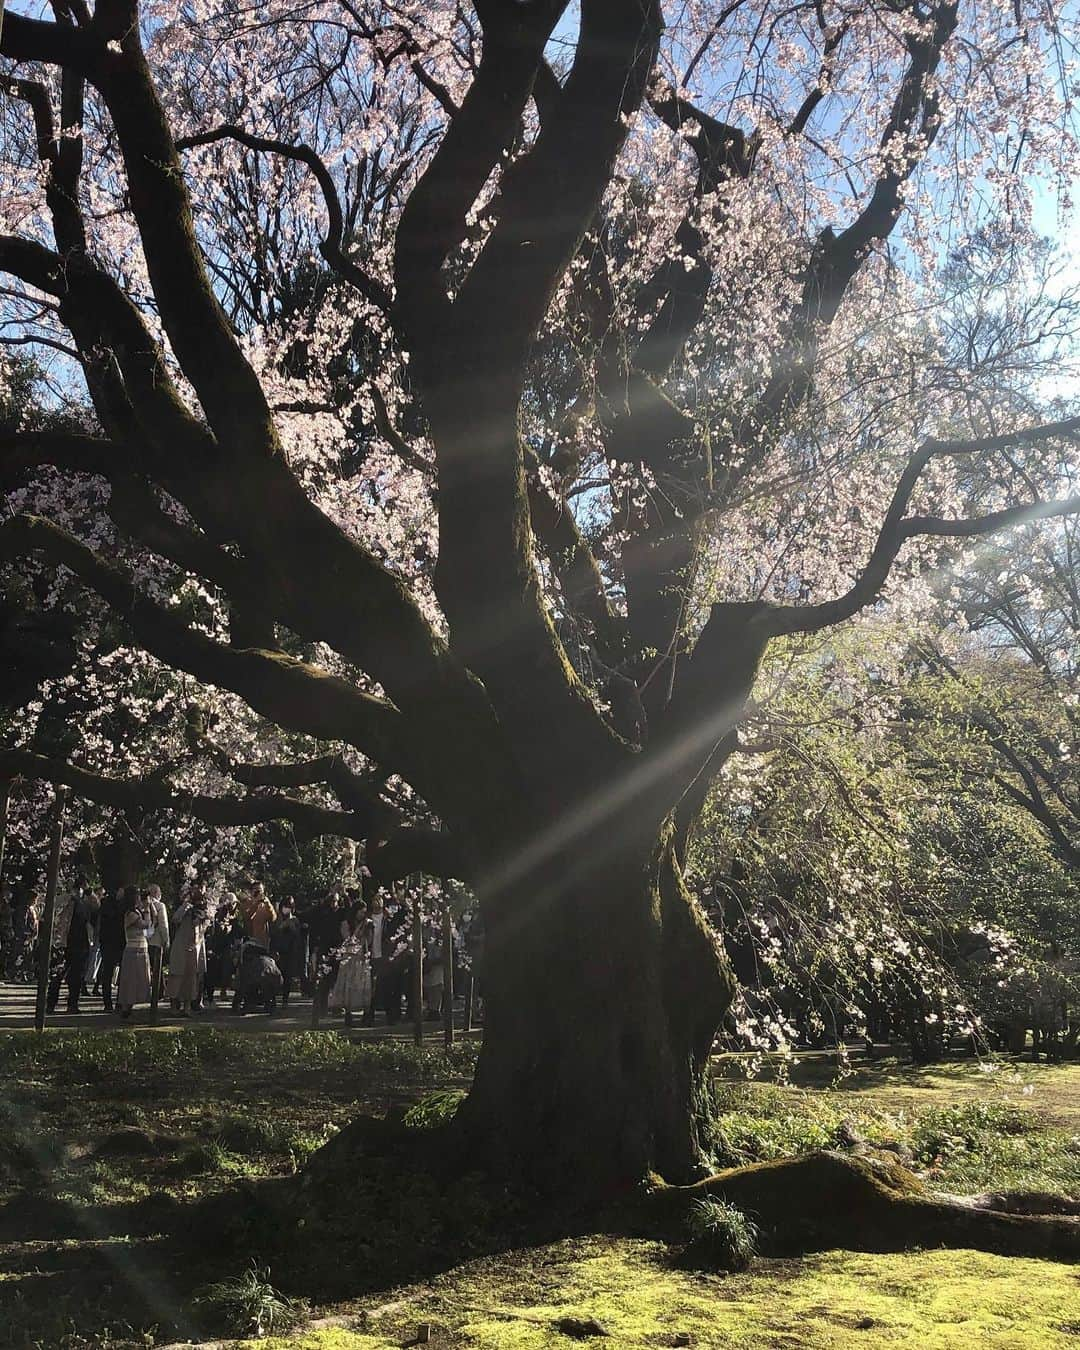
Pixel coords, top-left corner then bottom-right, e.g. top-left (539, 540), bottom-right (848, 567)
top-left (96, 813), bottom-right (146, 898)
top-left (455, 819), bottom-right (734, 1193)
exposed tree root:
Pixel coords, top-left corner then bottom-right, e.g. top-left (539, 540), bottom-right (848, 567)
top-left (645, 1151), bottom-right (1080, 1262)
top-left (294, 1116), bottom-right (1078, 1271)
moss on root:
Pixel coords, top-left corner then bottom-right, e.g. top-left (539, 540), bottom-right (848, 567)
top-left (240, 1237), bottom-right (1080, 1349)
top-left (648, 1151), bottom-right (1080, 1261)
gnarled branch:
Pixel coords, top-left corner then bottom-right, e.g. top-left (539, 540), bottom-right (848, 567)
top-left (175, 124), bottom-right (393, 316)
top-left (0, 513), bottom-right (410, 769)
top-left (0, 748), bottom-right (374, 843)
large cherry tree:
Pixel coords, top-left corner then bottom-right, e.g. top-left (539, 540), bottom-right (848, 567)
top-left (2, 0), bottom-right (1080, 1223)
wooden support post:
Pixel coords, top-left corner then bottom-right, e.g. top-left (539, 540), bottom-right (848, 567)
top-left (464, 967), bottom-right (475, 1034)
top-left (0, 777), bottom-right (10, 898)
top-left (412, 877), bottom-right (424, 1046)
top-left (34, 788), bottom-right (67, 1033)
top-left (442, 890), bottom-right (454, 1049)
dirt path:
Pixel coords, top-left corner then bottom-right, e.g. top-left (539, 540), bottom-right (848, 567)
top-left (0, 979), bottom-right (466, 1039)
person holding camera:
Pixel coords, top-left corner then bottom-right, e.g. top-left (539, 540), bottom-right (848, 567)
top-left (116, 886), bottom-right (153, 1019)
top-left (166, 887), bottom-right (209, 1015)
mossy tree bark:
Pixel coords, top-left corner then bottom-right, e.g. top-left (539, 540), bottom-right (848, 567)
top-left (459, 822), bottom-right (735, 1190)
top-left (647, 1152), bottom-right (1080, 1261)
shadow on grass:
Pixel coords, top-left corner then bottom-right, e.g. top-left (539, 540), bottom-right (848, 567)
top-left (0, 1113), bottom-right (586, 1346)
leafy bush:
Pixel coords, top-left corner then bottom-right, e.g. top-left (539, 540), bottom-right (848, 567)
top-left (168, 1139), bottom-right (256, 1180)
top-left (684, 1197), bottom-right (759, 1270)
top-left (710, 1108), bottom-right (843, 1165)
top-left (196, 1262), bottom-right (302, 1337)
top-left (909, 1102), bottom-right (1033, 1163)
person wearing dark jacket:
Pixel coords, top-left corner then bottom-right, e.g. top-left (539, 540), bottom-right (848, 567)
top-left (8, 891), bottom-right (37, 980)
top-left (270, 899), bottom-right (306, 1006)
top-left (97, 888), bottom-right (127, 1013)
top-left (47, 889), bottom-right (94, 1014)
top-left (204, 894), bottom-right (244, 1005)
top-left (380, 895), bottom-right (411, 1025)
top-left (308, 894), bottom-right (344, 1017)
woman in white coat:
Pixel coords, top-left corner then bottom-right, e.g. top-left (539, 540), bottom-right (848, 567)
top-left (167, 888), bottom-right (208, 1015)
top-left (116, 887), bottom-right (152, 1018)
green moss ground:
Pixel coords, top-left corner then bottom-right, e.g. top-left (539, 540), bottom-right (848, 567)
top-left (247, 1240), bottom-right (1080, 1349)
top-left (0, 1034), bottom-right (1076, 1348)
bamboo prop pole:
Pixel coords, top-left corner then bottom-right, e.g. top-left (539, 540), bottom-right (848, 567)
top-left (441, 888), bottom-right (454, 1049)
top-left (34, 787), bottom-right (67, 1032)
top-left (0, 777), bottom-right (10, 898)
top-left (411, 876), bottom-right (424, 1046)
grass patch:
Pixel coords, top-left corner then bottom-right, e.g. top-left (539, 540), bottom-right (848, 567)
top-left (402, 1088), bottom-right (466, 1131)
top-left (0, 1027), bottom-right (478, 1084)
top-left (197, 1261), bottom-right (305, 1337)
top-left (708, 1072), bottom-right (1080, 1197)
top-left (683, 1196), bottom-right (759, 1270)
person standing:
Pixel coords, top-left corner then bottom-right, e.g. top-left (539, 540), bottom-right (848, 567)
top-left (380, 892), bottom-right (410, 1025)
top-left (328, 901), bottom-right (372, 1027)
top-left (83, 890), bottom-right (102, 996)
top-left (146, 884), bottom-right (170, 1014)
top-left (8, 890), bottom-right (37, 980)
top-left (97, 887), bottom-right (127, 1013)
top-left (241, 882), bottom-right (276, 949)
top-left (304, 892), bottom-right (336, 995)
top-left (270, 899), bottom-right (305, 1006)
top-left (204, 893), bottom-right (242, 1005)
top-left (367, 894), bottom-right (385, 1022)
top-left (47, 888), bottom-right (93, 1014)
top-left (310, 892), bottom-right (344, 1020)
top-left (167, 888), bottom-right (208, 1015)
top-left (116, 887), bottom-right (152, 1018)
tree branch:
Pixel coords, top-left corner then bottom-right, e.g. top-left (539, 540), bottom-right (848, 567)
top-left (369, 384), bottom-right (431, 474)
top-left (175, 124), bottom-right (393, 316)
top-left (366, 825), bottom-right (467, 884)
top-left (393, 3), bottom-right (565, 359)
top-left (0, 514), bottom-right (410, 768)
top-left (729, 2), bottom-right (960, 473)
top-left (0, 748), bottom-right (375, 843)
top-left (764, 417), bottom-right (1080, 637)
top-left (0, 429), bottom-right (118, 482)
top-left (0, 10), bottom-right (92, 68)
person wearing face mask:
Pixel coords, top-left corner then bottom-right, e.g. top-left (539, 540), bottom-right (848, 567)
top-left (145, 884), bottom-right (170, 1014)
top-left (270, 898), bottom-right (305, 1007)
top-left (97, 886), bottom-right (127, 1013)
top-left (167, 888), bottom-right (209, 1015)
top-left (116, 886), bottom-right (153, 1019)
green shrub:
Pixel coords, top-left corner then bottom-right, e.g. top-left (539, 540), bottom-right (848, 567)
top-left (684, 1197), bottom-right (759, 1270)
top-left (909, 1102), bottom-right (1033, 1164)
top-left (196, 1262), bottom-right (302, 1337)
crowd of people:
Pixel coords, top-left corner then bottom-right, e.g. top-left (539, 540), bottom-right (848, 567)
top-left (0, 879), bottom-right (483, 1026)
